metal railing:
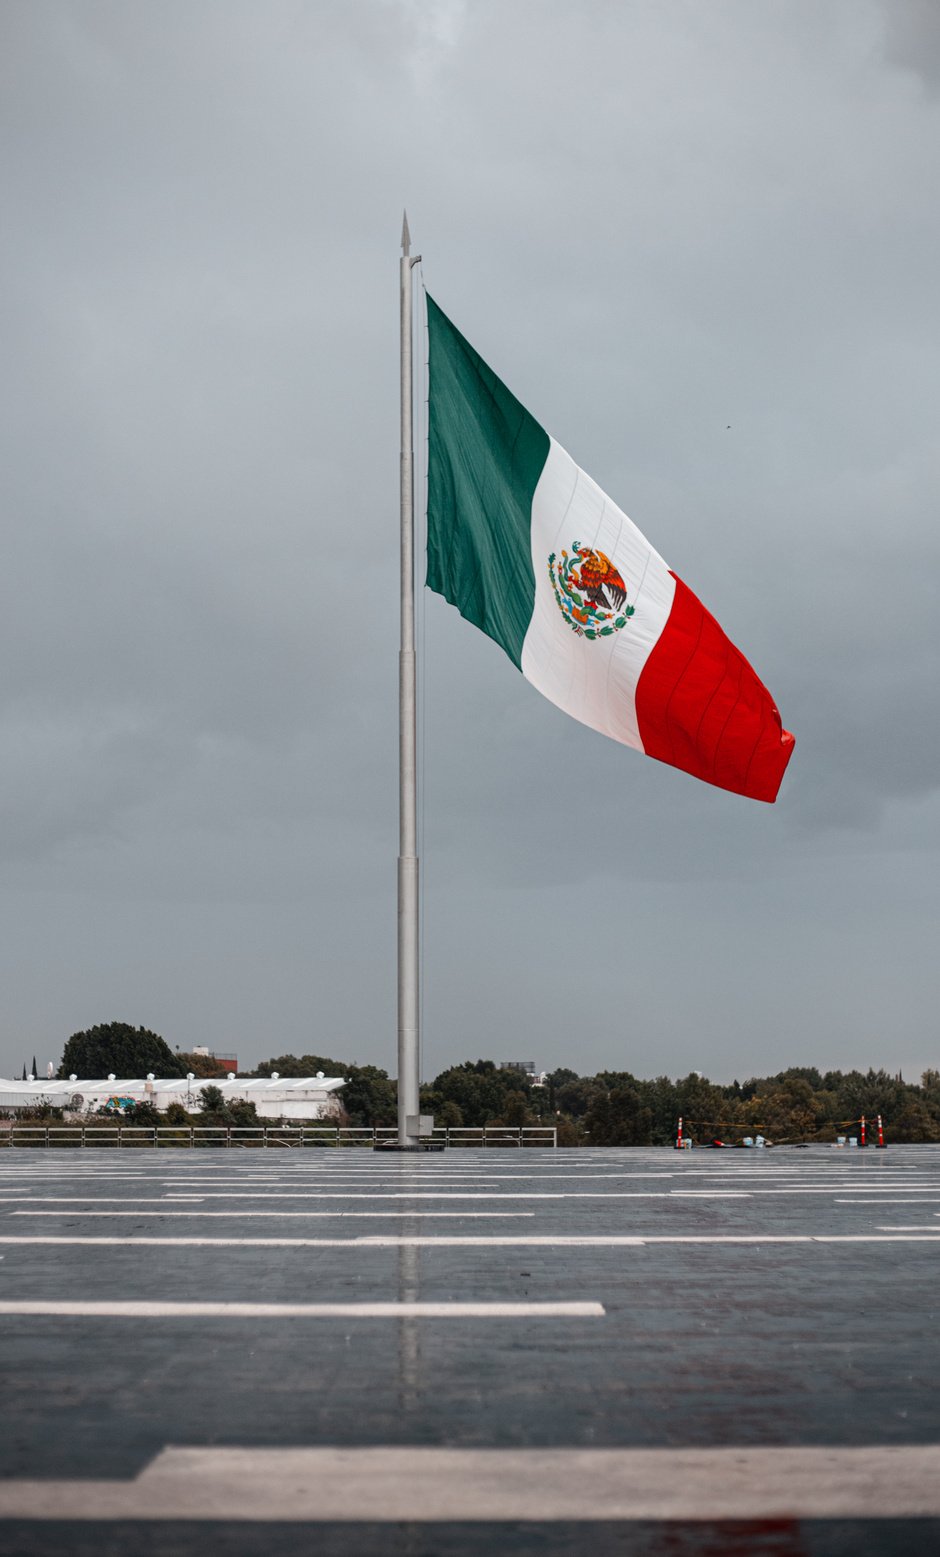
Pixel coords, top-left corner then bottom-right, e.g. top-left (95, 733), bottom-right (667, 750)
top-left (0, 1124), bottom-right (557, 1149)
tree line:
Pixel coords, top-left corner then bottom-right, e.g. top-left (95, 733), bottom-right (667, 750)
top-left (28, 1022), bottom-right (940, 1144)
top-left (254, 1052), bottom-right (940, 1145)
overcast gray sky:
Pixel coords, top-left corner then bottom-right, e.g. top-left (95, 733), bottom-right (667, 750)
top-left (1, 0), bottom-right (938, 1083)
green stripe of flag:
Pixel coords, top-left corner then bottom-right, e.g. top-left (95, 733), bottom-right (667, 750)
top-left (426, 294), bottom-right (550, 670)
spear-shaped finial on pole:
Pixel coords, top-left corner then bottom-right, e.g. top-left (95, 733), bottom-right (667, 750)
top-left (401, 209), bottom-right (411, 258)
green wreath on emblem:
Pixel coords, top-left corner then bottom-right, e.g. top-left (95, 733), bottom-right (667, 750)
top-left (548, 544), bottom-right (635, 639)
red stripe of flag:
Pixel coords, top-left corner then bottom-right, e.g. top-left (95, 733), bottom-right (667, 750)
top-left (634, 574), bottom-right (795, 803)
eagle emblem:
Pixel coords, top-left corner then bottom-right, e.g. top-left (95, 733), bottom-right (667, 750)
top-left (548, 544), bottom-right (636, 639)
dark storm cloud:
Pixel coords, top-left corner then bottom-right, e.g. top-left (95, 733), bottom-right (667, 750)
top-left (0, 0), bottom-right (937, 1081)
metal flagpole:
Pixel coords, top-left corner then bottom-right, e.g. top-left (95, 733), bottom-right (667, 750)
top-left (398, 212), bottom-right (422, 1148)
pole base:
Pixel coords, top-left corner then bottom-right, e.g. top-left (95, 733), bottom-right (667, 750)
top-left (374, 1140), bottom-right (445, 1153)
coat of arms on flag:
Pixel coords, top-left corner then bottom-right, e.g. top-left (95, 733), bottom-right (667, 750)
top-left (549, 545), bottom-right (636, 639)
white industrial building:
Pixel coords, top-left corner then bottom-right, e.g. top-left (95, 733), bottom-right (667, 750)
top-left (0, 1073), bottom-right (346, 1120)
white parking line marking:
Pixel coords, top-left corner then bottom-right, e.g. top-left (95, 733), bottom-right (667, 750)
top-left (157, 1174), bottom-right (683, 1183)
top-left (7, 1191), bottom-right (753, 1202)
top-left (1, 1443), bottom-right (939, 1520)
top-left (0, 1235), bottom-right (541, 1247)
top-left (55, 1186), bottom-right (940, 1201)
top-left (0, 1174), bottom-right (918, 1193)
top-left (876, 1225), bottom-right (940, 1231)
top-left (0, 1299), bottom-right (604, 1319)
top-left (10, 1211), bottom-right (536, 1220)
top-left (2, 1233), bottom-right (938, 1247)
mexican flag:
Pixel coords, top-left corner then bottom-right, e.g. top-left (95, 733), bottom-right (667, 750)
top-left (425, 294), bottom-right (794, 803)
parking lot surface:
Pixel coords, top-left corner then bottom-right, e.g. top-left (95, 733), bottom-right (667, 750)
top-left (2, 1143), bottom-right (939, 1554)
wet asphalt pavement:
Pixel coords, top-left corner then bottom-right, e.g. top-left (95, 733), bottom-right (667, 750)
top-left (1, 1143), bottom-right (939, 1554)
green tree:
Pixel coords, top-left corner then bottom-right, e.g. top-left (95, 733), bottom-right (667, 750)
top-left (434, 1100), bottom-right (464, 1129)
top-left (674, 1073), bottom-right (727, 1139)
top-left (253, 1053), bottom-right (341, 1078)
top-left (919, 1072), bottom-right (940, 1137)
top-left (641, 1076), bottom-right (681, 1145)
top-left (164, 1101), bottom-right (192, 1126)
top-left (584, 1086), bottom-right (652, 1146)
top-left (556, 1117), bottom-right (585, 1147)
top-left (890, 1098), bottom-right (940, 1143)
top-left (555, 1078), bottom-right (602, 1119)
top-left (754, 1077), bottom-right (819, 1141)
top-left (543, 1068), bottom-right (570, 1111)
top-left (426, 1061), bottom-right (534, 1128)
top-left (122, 1100), bottom-right (161, 1129)
top-left (197, 1085), bottom-right (259, 1129)
top-left (340, 1065), bottom-right (397, 1127)
top-left (497, 1091), bottom-right (538, 1130)
top-left (58, 1023), bottom-right (186, 1080)
top-left (252, 1053), bottom-right (396, 1127)
top-left (835, 1069), bottom-right (907, 1126)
